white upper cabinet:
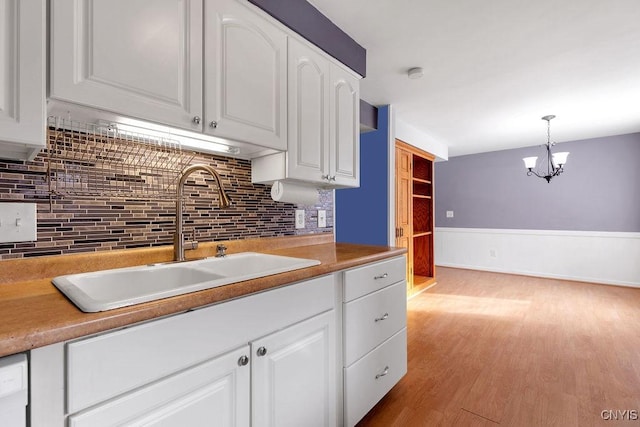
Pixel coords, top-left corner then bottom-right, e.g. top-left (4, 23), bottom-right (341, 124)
top-left (251, 51), bottom-right (360, 188)
top-left (49, 0), bottom-right (204, 132)
top-left (48, 0), bottom-right (358, 164)
top-left (205, 0), bottom-right (287, 150)
top-left (286, 36), bottom-right (330, 182)
top-left (0, 0), bottom-right (46, 161)
top-left (329, 63), bottom-right (360, 187)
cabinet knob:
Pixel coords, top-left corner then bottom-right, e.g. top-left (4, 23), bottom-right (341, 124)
top-left (374, 273), bottom-right (388, 280)
top-left (238, 355), bottom-right (249, 366)
top-left (209, 121), bottom-right (218, 129)
top-left (375, 313), bottom-right (389, 322)
top-left (257, 346), bottom-right (268, 357)
top-left (375, 366), bottom-right (389, 380)
top-left (192, 116), bottom-right (201, 125)
top-left (330, 176), bottom-right (336, 181)
top-left (321, 174), bottom-right (330, 180)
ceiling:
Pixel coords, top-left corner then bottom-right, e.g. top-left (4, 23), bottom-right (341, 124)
top-left (307, 0), bottom-right (640, 157)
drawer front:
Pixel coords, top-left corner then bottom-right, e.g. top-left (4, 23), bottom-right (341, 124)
top-left (344, 328), bottom-right (407, 427)
top-left (67, 274), bottom-right (335, 413)
top-left (343, 281), bottom-right (407, 366)
top-left (343, 256), bottom-right (406, 302)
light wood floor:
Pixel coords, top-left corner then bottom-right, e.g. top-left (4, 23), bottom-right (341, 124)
top-left (357, 267), bottom-right (640, 427)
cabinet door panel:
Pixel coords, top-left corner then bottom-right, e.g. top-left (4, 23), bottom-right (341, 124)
top-left (0, 0), bottom-right (45, 160)
top-left (68, 346), bottom-right (250, 427)
top-left (287, 37), bottom-right (330, 182)
top-left (206, 0), bottom-right (287, 150)
top-left (330, 65), bottom-right (359, 187)
top-left (252, 310), bottom-right (336, 427)
top-left (50, 0), bottom-right (203, 131)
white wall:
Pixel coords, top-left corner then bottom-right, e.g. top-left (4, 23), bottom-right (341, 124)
top-left (394, 117), bottom-right (448, 161)
top-left (435, 227), bottom-right (640, 287)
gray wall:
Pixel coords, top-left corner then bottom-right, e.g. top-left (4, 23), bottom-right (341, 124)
top-left (435, 133), bottom-right (640, 232)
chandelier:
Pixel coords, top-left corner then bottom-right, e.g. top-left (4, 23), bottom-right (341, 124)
top-left (522, 115), bottom-right (569, 183)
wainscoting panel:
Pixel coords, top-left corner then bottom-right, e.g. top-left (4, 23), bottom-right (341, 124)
top-left (435, 227), bottom-right (640, 287)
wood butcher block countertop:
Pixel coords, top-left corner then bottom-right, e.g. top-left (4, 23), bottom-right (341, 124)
top-left (0, 234), bottom-right (405, 357)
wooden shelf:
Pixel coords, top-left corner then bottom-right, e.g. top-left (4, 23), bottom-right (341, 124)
top-left (395, 139), bottom-right (435, 297)
top-left (412, 177), bottom-right (432, 185)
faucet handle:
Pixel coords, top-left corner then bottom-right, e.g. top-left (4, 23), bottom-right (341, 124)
top-left (216, 244), bottom-right (228, 258)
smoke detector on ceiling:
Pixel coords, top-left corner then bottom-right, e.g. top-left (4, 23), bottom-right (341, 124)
top-left (407, 67), bottom-right (424, 79)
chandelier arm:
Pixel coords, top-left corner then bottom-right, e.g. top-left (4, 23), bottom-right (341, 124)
top-left (527, 169), bottom-right (544, 179)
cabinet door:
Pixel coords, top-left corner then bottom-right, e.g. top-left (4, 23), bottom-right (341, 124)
top-left (0, 0), bottom-right (45, 160)
top-left (252, 310), bottom-right (336, 427)
top-left (329, 64), bottom-right (360, 188)
top-left (205, 0), bottom-right (287, 150)
top-left (67, 346), bottom-right (251, 427)
top-left (286, 37), bottom-right (330, 182)
top-left (50, 0), bottom-right (203, 131)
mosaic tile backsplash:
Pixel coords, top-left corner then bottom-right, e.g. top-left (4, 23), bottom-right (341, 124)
top-left (0, 134), bottom-right (333, 260)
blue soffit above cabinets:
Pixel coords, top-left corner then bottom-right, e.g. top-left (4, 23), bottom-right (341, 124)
top-left (248, 0), bottom-right (367, 78)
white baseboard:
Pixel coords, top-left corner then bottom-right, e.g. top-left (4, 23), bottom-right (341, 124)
top-left (434, 227), bottom-right (640, 288)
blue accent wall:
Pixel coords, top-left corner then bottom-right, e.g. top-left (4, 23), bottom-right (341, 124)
top-left (336, 106), bottom-right (390, 245)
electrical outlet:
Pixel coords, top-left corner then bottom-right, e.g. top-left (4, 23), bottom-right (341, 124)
top-left (317, 210), bottom-right (327, 228)
top-left (446, 210), bottom-right (454, 218)
top-left (295, 209), bottom-right (305, 229)
top-left (0, 202), bottom-right (37, 243)
top-left (489, 249), bottom-right (497, 258)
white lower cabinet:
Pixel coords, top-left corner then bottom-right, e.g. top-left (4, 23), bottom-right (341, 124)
top-left (51, 274), bottom-right (336, 427)
top-left (251, 310), bottom-right (335, 427)
top-left (68, 346), bottom-right (251, 427)
top-left (29, 258), bottom-right (409, 427)
top-left (342, 256), bottom-right (408, 426)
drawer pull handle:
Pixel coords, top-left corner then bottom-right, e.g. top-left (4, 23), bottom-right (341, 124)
top-left (375, 366), bottom-right (389, 379)
top-left (375, 313), bottom-right (389, 322)
top-left (374, 273), bottom-right (388, 280)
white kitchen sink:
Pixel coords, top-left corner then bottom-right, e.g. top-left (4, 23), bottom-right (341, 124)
top-left (52, 252), bottom-right (321, 312)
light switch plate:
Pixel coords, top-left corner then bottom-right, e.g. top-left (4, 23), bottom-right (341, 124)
top-left (317, 210), bottom-right (327, 228)
top-left (446, 210), bottom-right (454, 218)
top-left (295, 209), bottom-right (305, 229)
top-left (0, 202), bottom-right (37, 243)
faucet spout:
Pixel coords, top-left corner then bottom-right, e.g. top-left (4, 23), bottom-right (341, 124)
top-left (175, 164), bottom-right (231, 261)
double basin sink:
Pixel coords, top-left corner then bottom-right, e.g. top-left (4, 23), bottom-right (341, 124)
top-left (52, 252), bottom-right (321, 312)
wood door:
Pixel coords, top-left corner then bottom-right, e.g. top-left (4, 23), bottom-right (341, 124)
top-left (395, 144), bottom-right (412, 290)
top-left (50, 0), bottom-right (203, 132)
top-left (251, 310), bottom-right (336, 427)
top-left (206, 0), bottom-right (287, 150)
